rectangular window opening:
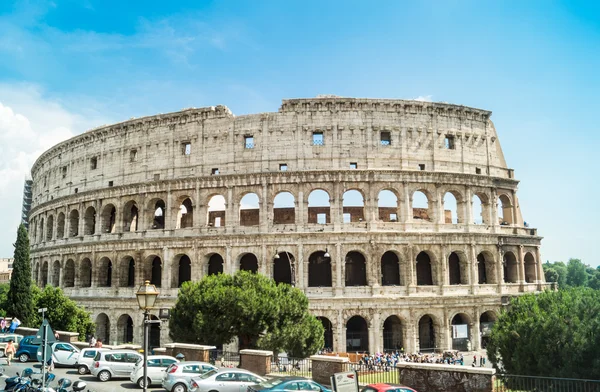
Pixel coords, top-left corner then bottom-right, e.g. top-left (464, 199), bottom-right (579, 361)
top-left (343, 213), bottom-right (351, 223)
top-left (153, 173), bottom-right (160, 181)
top-left (214, 217), bottom-right (221, 227)
top-left (317, 213), bottom-right (326, 225)
top-left (244, 136), bottom-right (254, 149)
top-left (476, 167), bottom-right (482, 174)
top-left (349, 162), bottom-right (358, 169)
top-left (108, 181), bottom-right (114, 187)
top-left (182, 142), bottom-right (191, 155)
top-left (419, 164), bottom-right (426, 171)
top-left (211, 168), bottom-right (219, 175)
top-left (62, 166), bottom-right (68, 178)
top-left (312, 132), bottom-right (324, 146)
top-left (444, 135), bottom-right (455, 149)
top-left (380, 131), bottom-right (391, 146)
top-left (74, 188), bottom-right (78, 194)
top-left (279, 163), bottom-right (288, 171)
top-left (90, 157), bottom-right (98, 170)
top-left (130, 149), bottom-right (138, 162)
top-left (390, 213), bottom-right (398, 222)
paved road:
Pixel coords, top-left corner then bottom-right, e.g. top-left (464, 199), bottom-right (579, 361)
top-left (0, 360), bottom-right (166, 392)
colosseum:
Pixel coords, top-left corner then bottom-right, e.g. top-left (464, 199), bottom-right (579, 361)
top-left (27, 97), bottom-right (549, 354)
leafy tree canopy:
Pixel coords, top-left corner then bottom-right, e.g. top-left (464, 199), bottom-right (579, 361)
top-left (169, 271), bottom-right (324, 357)
top-left (0, 283), bottom-right (9, 317)
top-left (487, 287), bottom-right (600, 379)
top-left (32, 286), bottom-right (95, 340)
top-left (7, 224), bottom-right (34, 326)
top-left (544, 259), bottom-right (600, 290)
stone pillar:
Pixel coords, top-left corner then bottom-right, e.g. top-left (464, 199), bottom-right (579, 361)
top-left (472, 317), bottom-right (481, 351)
top-left (260, 182), bottom-right (268, 232)
top-left (518, 245), bottom-right (526, 286)
top-left (372, 312), bottom-right (381, 353)
top-left (260, 244), bottom-right (268, 276)
top-left (298, 190), bottom-right (306, 229)
top-left (407, 245), bottom-right (415, 293)
top-left (164, 343), bottom-right (216, 362)
top-left (335, 243), bottom-right (343, 296)
top-left (310, 355), bottom-right (349, 386)
top-left (165, 191), bottom-right (173, 230)
top-left (226, 187), bottom-right (236, 233)
top-left (336, 311), bottom-right (345, 353)
top-left (297, 242), bottom-right (304, 289)
top-left (226, 246), bottom-right (233, 274)
top-left (401, 183), bottom-right (411, 223)
top-left (240, 349), bottom-right (272, 376)
top-left (162, 246), bottom-right (171, 289)
top-left (464, 187), bottom-right (473, 227)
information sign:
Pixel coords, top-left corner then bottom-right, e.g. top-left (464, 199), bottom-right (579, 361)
top-left (330, 371), bottom-right (359, 392)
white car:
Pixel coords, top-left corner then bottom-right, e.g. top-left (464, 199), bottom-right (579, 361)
top-left (50, 342), bottom-right (81, 367)
top-left (129, 355), bottom-right (178, 388)
top-left (91, 350), bottom-right (143, 382)
top-left (189, 368), bottom-right (266, 392)
top-left (75, 347), bottom-right (109, 374)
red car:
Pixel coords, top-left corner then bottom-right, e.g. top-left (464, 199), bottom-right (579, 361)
top-left (362, 383), bottom-right (418, 392)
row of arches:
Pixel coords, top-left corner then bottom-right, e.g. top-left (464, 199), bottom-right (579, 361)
top-left (95, 313), bottom-right (161, 349)
top-left (31, 188), bottom-right (518, 244)
top-left (33, 248), bottom-right (539, 290)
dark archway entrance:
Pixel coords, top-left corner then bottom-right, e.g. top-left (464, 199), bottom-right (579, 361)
top-left (117, 315), bottom-right (134, 344)
top-left (240, 254), bottom-right (258, 273)
top-left (416, 252), bottom-right (433, 285)
top-left (208, 254), bottom-right (224, 275)
top-left (345, 252), bottom-right (367, 286)
top-left (318, 317), bottom-right (334, 351)
top-left (151, 257), bottom-right (162, 287)
top-left (178, 255), bottom-right (191, 287)
top-left (308, 251), bottom-right (332, 287)
top-left (383, 316), bottom-right (403, 352)
top-left (149, 315), bottom-right (160, 350)
top-left (273, 252), bottom-right (294, 285)
top-left (448, 252), bottom-right (461, 285)
top-left (346, 316), bottom-right (369, 352)
top-left (451, 314), bottom-right (470, 351)
top-left (418, 315), bottom-right (436, 352)
top-left (381, 251), bottom-right (400, 286)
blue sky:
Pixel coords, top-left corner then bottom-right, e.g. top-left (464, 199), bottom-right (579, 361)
top-left (0, 0), bottom-right (598, 266)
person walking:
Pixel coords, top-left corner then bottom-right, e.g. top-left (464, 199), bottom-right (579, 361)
top-left (0, 318), bottom-right (6, 333)
top-left (8, 318), bottom-right (20, 333)
top-left (94, 339), bottom-right (103, 348)
top-left (5, 339), bottom-right (15, 366)
top-left (89, 335), bottom-right (96, 347)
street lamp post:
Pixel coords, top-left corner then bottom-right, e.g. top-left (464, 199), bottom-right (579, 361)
top-left (274, 251), bottom-right (295, 286)
top-left (135, 280), bottom-right (159, 392)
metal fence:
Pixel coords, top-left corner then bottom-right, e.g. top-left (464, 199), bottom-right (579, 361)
top-left (343, 361), bottom-right (399, 385)
top-left (269, 356), bottom-right (312, 378)
top-left (208, 350), bottom-right (240, 368)
top-left (495, 374), bottom-right (600, 392)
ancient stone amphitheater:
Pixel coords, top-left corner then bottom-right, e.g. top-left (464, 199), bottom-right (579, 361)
top-left (28, 97), bottom-right (548, 353)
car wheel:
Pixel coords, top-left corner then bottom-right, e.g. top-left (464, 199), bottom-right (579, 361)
top-left (173, 383), bottom-right (187, 392)
top-left (138, 377), bottom-right (150, 388)
top-left (18, 353), bottom-right (29, 363)
top-left (98, 370), bottom-right (111, 382)
top-left (77, 365), bottom-right (87, 375)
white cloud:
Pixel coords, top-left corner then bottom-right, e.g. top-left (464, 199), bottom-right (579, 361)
top-left (413, 95), bottom-right (433, 102)
top-left (0, 83), bottom-right (108, 257)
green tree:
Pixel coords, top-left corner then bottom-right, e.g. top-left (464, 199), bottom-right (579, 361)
top-left (542, 266), bottom-right (558, 284)
top-left (552, 261), bottom-right (568, 288)
top-left (0, 283), bottom-right (10, 317)
top-left (169, 271), bottom-right (324, 356)
top-left (487, 287), bottom-right (600, 378)
top-left (7, 224), bottom-right (34, 326)
top-left (31, 286), bottom-right (95, 340)
top-left (588, 268), bottom-right (600, 290)
top-left (566, 258), bottom-right (588, 287)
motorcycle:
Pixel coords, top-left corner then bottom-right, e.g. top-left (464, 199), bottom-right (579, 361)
top-left (3, 368), bottom-right (35, 392)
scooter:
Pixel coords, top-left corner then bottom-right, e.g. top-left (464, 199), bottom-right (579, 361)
top-left (54, 379), bottom-right (86, 392)
top-left (3, 368), bottom-right (34, 392)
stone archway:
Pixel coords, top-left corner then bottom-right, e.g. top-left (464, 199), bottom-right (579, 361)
top-left (346, 316), bottom-right (369, 352)
top-left (95, 313), bottom-right (110, 345)
top-left (383, 316), bottom-right (403, 352)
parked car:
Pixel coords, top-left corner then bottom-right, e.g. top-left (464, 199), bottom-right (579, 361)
top-left (162, 361), bottom-right (218, 392)
top-left (129, 355), bottom-right (178, 388)
top-left (189, 368), bottom-right (266, 392)
top-left (362, 383), bottom-right (418, 392)
top-left (90, 350), bottom-right (143, 382)
top-left (0, 334), bottom-right (24, 357)
top-left (51, 342), bottom-right (81, 367)
top-left (15, 336), bottom-right (38, 362)
top-left (248, 376), bottom-right (331, 392)
top-left (76, 347), bottom-right (110, 374)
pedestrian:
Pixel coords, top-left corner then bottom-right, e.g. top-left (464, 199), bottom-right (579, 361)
top-left (54, 331), bottom-right (60, 340)
top-left (89, 335), bottom-right (96, 347)
top-left (5, 339), bottom-right (15, 365)
top-left (95, 339), bottom-right (103, 348)
top-left (0, 317), bottom-right (6, 333)
top-left (8, 318), bottom-right (20, 333)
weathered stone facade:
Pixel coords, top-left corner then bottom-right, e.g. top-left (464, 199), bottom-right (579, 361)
top-left (28, 97), bottom-right (548, 352)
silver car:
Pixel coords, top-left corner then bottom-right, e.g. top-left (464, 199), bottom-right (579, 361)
top-left (90, 349), bottom-right (143, 382)
top-left (129, 354), bottom-right (178, 388)
top-left (162, 361), bottom-right (218, 392)
top-left (189, 368), bottom-right (266, 392)
top-left (75, 347), bottom-right (109, 374)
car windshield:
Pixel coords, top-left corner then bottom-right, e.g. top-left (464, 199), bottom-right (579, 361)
top-left (198, 369), bottom-right (218, 380)
top-left (258, 378), bottom-right (285, 388)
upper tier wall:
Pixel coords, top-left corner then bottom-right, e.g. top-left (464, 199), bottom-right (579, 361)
top-left (30, 98), bottom-right (510, 207)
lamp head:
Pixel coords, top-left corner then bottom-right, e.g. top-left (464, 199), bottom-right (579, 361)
top-left (136, 280), bottom-right (159, 310)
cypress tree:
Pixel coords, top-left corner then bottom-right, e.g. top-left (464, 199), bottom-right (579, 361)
top-left (8, 224), bottom-right (34, 326)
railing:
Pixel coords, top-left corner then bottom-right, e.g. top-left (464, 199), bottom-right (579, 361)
top-left (269, 356), bottom-right (312, 378)
top-left (495, 374), bottom-right (600, 392)
top-left (344, 361), bottom-right (399, 385)
top-left (208, 350), bottom-right (240, 367)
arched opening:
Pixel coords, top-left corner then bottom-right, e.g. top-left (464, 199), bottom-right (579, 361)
top-left (100, 204), bottom-right (116, 233)
top-left (345, 251), bottom-right (367, 286)
top-left (273, 252), bottom-right (294, 285)
top-left (317, 317), bottom-right (334, 351)
top-left (207, 254), bottom-right (224, 275)
top-left (342, 190), bottom-right (365, 223)
top-left (418, 315), bottom-right (437, 352)
top-left (451, 314), bottom-right (471, 351)
top-left (477, 252), bottom-right (495, 284)
top-left (95, 313), bottom-right (110, 345)
top-left (412, 191), bottom-right (432, 222)
top-left (38, 218), bottom-right (44, 243)
top-left (472, 194), bottom-right (485, 225)
top-left (98, 257), bottom-right (112, 287)
top-left (117, 315), bottom-right (134, 344)
top-left (240, 253), bottom-right (258, 273)
top-left (177, 198), bottom-right (194, 229)
top-left (273, 192), bottom-right (295, 224)
top-left (46, 215), bottom-right (54, 241)
top-left (56, 212), bottom-right (65, 238)
top-left (448, 252), bottom-right (462, 285)
top-left (239, 193), bottom-right (260, 226)
top-left (149, 256), bottom-right (162, 287)
top-left (119, 257), bottom-right (136, 287)
top-left (479, 311), bottom-right (497, 349)
top-left (378, 190), bottom-right (399, 222)
top-left (383, 316), bottom-right (403, 352)
top-left (151, 200), bottom-right (165, 229)
top-left (33, 262), bottom-right (39, 285)
top-left (149, 315), bottom-right (160, 350)
top-left (63, 259), bottom-right (75, 287)
top-left (51, 260), bottom-right (60, 286)
top-left (381, 251), bottom-right (401, 286)
top-left (497, 194), bottom-right (514, 225)
top-left (524, 252), bottom-right (536, 283)
top-left (174, 255), bottom-right (192, 288)
top-left (207, 195), bottom-right (226, 227)
top-left (346, 316), bottom-right (369, 352)
top-left (123, 201), bottom-right (138, 232)
top-left (416, 251), bottom-right (434, 286)
top-left (308, 251), bottom-right (332, 287)
top-left (308, 189), bottom-right (330, 224)
top-left (443, 192), bottom-right (459, 224)
top-left (80, 258), bottom-right (92, 287)
top-left (68, 210), bottom-right (79, 237)
top-left (503, 252), bottom-right (518, 283)
top-left (83, 206), bottom-right (96, 235)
